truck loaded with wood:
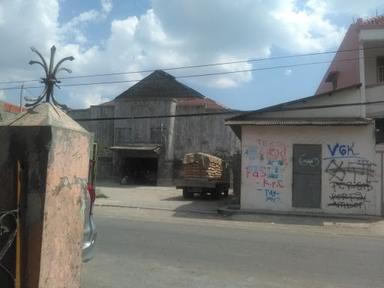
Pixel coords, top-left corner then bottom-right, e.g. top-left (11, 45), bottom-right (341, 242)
top-left (176, 153), bottom-right (230, 199)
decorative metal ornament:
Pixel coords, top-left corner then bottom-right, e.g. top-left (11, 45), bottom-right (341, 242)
top-left (25, 45), bottom-right (74, 109)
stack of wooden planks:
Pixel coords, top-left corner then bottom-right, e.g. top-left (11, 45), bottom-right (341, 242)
top-left (181, 152), bottom-right (226, 179)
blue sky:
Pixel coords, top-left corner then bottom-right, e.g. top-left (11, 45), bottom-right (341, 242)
top-left (0, 0), bottom-right (384, 111)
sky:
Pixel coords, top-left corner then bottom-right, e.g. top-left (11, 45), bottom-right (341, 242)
top-left (0, 0), bottom-right (384, 111)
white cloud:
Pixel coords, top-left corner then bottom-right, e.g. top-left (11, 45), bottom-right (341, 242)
top-left (0, 0), bottom-right (382, 108)
top-left (101, 0), bottom-right (113, 14)
top-left (284, 69), bottom-right (292, 76)
top-left (271, 1), bottom-right (345, 53)
top-left (59, 0), bottom-right (113, 45)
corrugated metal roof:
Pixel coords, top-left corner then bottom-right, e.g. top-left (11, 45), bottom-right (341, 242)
top-left (226, 84), bottom-right (361, 122)
top-left (226, 118), bottom-right (372, 126)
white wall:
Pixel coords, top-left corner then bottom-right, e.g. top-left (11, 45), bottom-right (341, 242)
top-left (241, 124), bottom-right (380, 215)
top-left (360, 29), bottom-right (384, 42)
top-left (366, 84), bottom-right (384, 117)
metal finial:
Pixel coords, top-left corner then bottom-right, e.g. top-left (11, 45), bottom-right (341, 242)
top-left (26, 45), bottom-right (74, 109)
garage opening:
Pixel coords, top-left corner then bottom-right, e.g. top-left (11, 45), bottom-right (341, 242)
top-left (121, 157), bottom-right (158, 185)
top-left (110, 144), bottom-right (161, 185)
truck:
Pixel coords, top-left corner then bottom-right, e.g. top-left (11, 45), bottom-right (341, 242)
top-left (176, 153), bottom-right (230, 199)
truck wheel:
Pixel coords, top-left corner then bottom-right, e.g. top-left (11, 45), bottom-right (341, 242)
top-left (182, 188), bottom-right (193, 199)
top-left (212, 189), bottom-right (220, 199)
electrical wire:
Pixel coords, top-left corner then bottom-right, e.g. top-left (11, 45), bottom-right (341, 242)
top-left (57, 44), bottom-right (384, 80)
top-left (1, 43), bottom-right (384, 85)
top-left (0, 55), bottom-right (367, 92)
top-left (73, 99), bottom-right (384, 121)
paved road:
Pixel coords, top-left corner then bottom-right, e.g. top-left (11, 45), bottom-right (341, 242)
top-left (95, 184), bottom-right (230, 213)
top-left (82, 206), bottom-right (384, 288)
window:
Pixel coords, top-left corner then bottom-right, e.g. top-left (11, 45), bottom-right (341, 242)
top-left (150, 126), bottom-right (167, 144)
top-left (115, 128), bottom-right (132, 144)
top-left (375, 118), bottom-right (384, 144)
top-left (377, 56), bottom-right (384, 83)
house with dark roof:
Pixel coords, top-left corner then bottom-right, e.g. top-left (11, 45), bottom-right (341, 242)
top-left (226, 16), bottom-right (384, 216)
top-left (69, 70), bottom-right (240, 185)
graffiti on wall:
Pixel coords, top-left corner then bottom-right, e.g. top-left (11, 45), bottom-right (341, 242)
top-left (326, 143), bottom-right (359, 158)
top-left (324, 143), bottom-right (375, 209)
top-left (244, 140), bottom-right (288, 203)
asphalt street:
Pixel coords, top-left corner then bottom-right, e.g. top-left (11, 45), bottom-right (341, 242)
top-left (81, 206), bottom-right (384, 288)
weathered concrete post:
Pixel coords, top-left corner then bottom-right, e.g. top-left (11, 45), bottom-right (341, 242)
top-left (0, 103), bottom-right (90, 287)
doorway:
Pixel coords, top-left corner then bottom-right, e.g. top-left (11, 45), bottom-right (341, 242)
top-left (292, 144), bottom-right (322, 208)
top-left (121, 157), bottom-right (158, 185)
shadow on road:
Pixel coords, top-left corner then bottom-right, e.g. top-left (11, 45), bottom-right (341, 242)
top-left (161, 195), bottom-right (226, 202)
top-left (94, 184), bottom-right (382, 228)
top-left (171, 196), bottom-right (380, 227)
top-left (96, 180), bottom-right (141, 189)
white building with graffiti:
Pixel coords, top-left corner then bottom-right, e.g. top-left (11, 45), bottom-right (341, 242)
top-left (227, 118), bottom-right (380, 215)
top-left (226, 16), bottom-right (384, 216)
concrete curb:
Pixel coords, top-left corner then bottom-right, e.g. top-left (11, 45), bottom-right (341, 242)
top-left (95, 202), bottom-right (384, 231)
top-left (218, 206), bottom-right (384, 222)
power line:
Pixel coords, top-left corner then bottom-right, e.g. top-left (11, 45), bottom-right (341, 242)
top-left (0, 55), bottom-right (366, 92)
top-left (58, 44), bottom-right (384, 80)
top-left (1, 43), bottom-right (384, 85)
top-left (73, 99), bottom-right (384, 122)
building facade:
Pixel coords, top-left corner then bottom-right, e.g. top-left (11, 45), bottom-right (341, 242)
top-left (69, 70), bottom-right (240, 185)
top-left (230, 119), bottom-right (380, 215)
top-left (227, 16), bottom-right (384, 216)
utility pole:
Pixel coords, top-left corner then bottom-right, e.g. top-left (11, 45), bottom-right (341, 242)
top-left (19, 83), bottom-right (24, 112)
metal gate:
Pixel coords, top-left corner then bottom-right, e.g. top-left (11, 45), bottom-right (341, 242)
top-left (292, 144), bottom-right (322, 208)
top-left (0, 161), bottom-right (22, 287)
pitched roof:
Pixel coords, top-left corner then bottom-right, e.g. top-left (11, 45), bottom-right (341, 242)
top-left (316, 15), bottom-right (384, 95)
top-left (1, 102), bottom-right (87, 133)
top-left (226, 84), bottom-right (361, 122)
top-left (115, 70), bottom-right (206, 100)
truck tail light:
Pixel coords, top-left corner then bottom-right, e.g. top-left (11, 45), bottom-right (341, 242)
top-left (87, 183), bottom-right (96, 215)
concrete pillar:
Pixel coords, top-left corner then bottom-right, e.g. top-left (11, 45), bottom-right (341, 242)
top-left (166, 100), bottom-right (177, 161)
top-left (358, 41), bottom-right (367, 118)
top-left (157, 100), bottom-right (177, 186)
top-left (0, 103), bottom-right (90, 288)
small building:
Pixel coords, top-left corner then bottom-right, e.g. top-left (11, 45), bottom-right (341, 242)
top-left (0, 100), bottom-right (25, 121)
top-left (227, 113), bottom-right (379, 215)
top-left (69, 70), bottom-right (240, 185)
top-left (226, 16), bottom-right (384, 216)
